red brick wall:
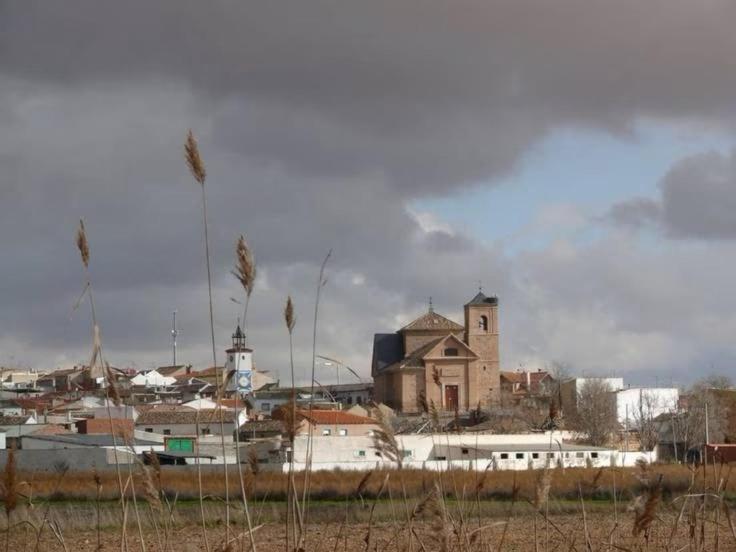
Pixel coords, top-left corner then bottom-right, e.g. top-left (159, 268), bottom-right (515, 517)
top-left (76, 418), bottom-right (133, 439)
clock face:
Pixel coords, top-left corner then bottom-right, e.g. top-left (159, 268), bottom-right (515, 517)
top-left (237, 373), bottom-right (251, 389)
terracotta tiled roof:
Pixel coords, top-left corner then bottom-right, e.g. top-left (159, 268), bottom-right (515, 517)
top-left (500, 371), bottom-right (551, 384)
top-left (297, 410), bottom-right (376, 425)
top-left (0, 415), bottom-right (33, 425)
top-left (136, 408), bottom-right (236, 425)
top-left (29, 424), bottom-right (71, 436)
top-left (400, 311), bottom-right (464, 332)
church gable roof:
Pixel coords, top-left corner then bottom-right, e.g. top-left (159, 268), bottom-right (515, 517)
top-left (465, 292), bottom-right (499, 306)
top-left (399, 311), bottom-right (464, 332)
top-left (371, 333), bottom-right (404, 374)
top-left (422, 334), bottom-right (479, 360)
top-left (383, 337), bottom-right (445, 372)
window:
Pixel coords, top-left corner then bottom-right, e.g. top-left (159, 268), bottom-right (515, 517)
top-left (590, 452), bottom-right (599, 459)
top-left (163, 429), bottom-right (171, 436)
top-left (461, 448), bottom-right (469, 455)
top-left (347, 397), bottom-right (353, 405)
top-left (435, 456), bottom-right (446, 461)
top-left (145, 428), bottom-right (153, 433)
top-left (354, 450), bottom-right (366, 458)
top-left (479, 315), bottom-right (488, 331)
top-left (444, 347), bottom-right (459, 357)
top-left (375, 451), bottom-right (382, 457)
top-left (229, 355), bottom-right (234, 362)
top-left (261, 403), bottom-right (271, 412)
top-left (547, 452), bottom-right (555, 459)
top-left (338, 429), bottom-right (348, 436)
top-left (201, 428), bottom-right (211, 436)
top-left (357, 396), bottom-right (363, 404)
top-left (515, 453), bottom-right (524, 459)
top-left (576, 452), bottom-right (584, 459)
top-left (322, 429), bottom-right (331, 436)
top-left (241, 355), bottom-right (246, 360)
top-left (500, 453), bottom-right (509, 460)
top-left (532, 453), bottom-right (539, 459)
top-left (402, 450), bottom-right (413, 458)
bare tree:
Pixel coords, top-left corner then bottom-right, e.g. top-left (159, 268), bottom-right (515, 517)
top-left (573, 379), bottom-right (618, 447)
top-left (631, 389), bottom-right (662, 451)
top-left (670, 375), bottom-right (732, 457)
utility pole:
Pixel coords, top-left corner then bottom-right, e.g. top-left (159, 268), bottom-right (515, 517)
top-left (703, 400), bottom-right (710, 465)
top-left (171, 310), bottom-right (179, 367)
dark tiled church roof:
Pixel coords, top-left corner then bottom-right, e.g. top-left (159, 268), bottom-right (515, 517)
top-left (372, 333), bottom-right (403, 373)
top-left (399, 311), bottom-right (464, 332)
top-left (465, 292), bottom-right (499, 306)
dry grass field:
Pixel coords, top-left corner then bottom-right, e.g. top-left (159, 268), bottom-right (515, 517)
top-left (2, 462), bottom-right (734, 551)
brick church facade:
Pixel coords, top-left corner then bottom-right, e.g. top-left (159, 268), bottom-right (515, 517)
top-left (371, 292), bottom-right (500, 413)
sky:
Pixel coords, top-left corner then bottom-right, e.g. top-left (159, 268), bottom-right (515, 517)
top-left (2, 1), bottom-right (736, 388)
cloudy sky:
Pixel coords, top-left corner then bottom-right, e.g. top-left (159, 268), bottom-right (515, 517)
top-left (2, 1), bottom-right (735, 387)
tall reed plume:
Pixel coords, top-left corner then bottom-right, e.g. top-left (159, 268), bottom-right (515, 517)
top-left (184, 128), bottom-right (220, 550)
top-left (231, 233), bottom-right (258, 552)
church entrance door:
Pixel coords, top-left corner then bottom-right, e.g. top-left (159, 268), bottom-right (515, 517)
top-left (444, 385), bottom-right (459, 411)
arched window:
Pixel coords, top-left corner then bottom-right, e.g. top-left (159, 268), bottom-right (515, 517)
top-left (479, 315), bottom-right (488, 331)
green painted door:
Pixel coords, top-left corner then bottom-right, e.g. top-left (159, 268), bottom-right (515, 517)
top-left (166, 438), bottom-right (195, 452)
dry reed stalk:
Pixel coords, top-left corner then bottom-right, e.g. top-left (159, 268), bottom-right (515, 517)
top-left (184, 129), bottom-right (228, 546)
top-left (632, 474), bottom-right (662, 538)
top-left (194, 409), bottom-right (210, 552)
top-left (231, 234), bottom-right (258, 552)
top-left (284, 295), bottom-right (298, 551)
top-left (73, 220), bottom-right (129, 551)
top-left (184, 129), bottom-right (206, 186)
top-left (93, 469), bottom-right (102, 551)
top-left (76, 219), bottom-right (90, 268)
top-left (300, 249), bottom-right (332, 549)
top-left (2, 447), bottom-right (17, 552)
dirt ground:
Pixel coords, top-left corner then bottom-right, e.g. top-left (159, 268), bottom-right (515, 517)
top-left (8, 510), bottom-right (735, 551)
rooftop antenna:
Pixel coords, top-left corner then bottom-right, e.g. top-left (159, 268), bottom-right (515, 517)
top-left (428, 296), bottom-right (433, 313)
top-left (171, 310), bottom-right (180, 367)
top-left (478, 280), bottom-right (483, 293)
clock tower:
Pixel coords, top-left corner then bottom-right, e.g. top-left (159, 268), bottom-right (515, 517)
top-left (225, 324), bottom-right (253, 393)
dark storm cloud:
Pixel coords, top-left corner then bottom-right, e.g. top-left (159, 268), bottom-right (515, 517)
top-left (4, 1), bottom-right (736, 193)
top-left (608, 150), bottom-right (736, 239)
top-left (2, 1), bottom-right (736, 383)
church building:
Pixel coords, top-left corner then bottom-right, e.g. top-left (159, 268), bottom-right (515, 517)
top-left (371, 292), bottom-right (500, 413)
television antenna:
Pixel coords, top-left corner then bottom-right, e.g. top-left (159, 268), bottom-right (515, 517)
top-left (171, 310), bottom-right (181, 367)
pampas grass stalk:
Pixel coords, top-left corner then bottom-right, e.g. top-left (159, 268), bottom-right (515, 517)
top-left (284, 295), bottom-right (299, 550)
top-left (75, 220), bottom-right (130, 551)
top-left (2, 447), bottom-right (17, 552)
top-left (231, 234), bottom-right (257, 552)
top-left (300, 249), bottom-right (331, 548)
top-left (185, 129), bottom-right (229, 546)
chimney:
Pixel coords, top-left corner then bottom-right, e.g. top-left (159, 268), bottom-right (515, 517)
top-left (526, 371), bottom-right (531, 389)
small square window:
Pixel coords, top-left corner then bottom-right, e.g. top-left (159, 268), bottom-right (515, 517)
top-left (375, 451), bottom-right (382, 457)
top-left (532, 453), bottom-right (539, 459)
top-left (322, 429), bottom-right (331, 436)
top-left (354, 450), bottom-right (366, 458)
top-left (461, 448), bottom-right (469, 455)
top-left (435, 456), bottom-right (447, 461)
top-left (338, 429), bottom-right (348, 436)
top-left (163, 429), bottom-right (171, 436)
top-left (576, 452), bottom-right (584, 458)
top-left (591, 452), bottom-right (598, 459)
top-left (547, 452), bottom-right (555, 459)
top-left (402, 450), bottom-right (413, 458)
top-left (515, 453), bottom-right (524, 459)
top-left (500, 453), bottom-right (509, 460)
top-left (145, 428), bottom-right (153, 433)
